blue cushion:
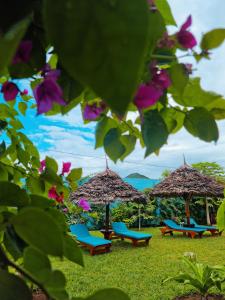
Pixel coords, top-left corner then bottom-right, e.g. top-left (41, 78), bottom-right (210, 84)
top-left (77, 236), bottom-right (111, 247)
top-left (190, 218), bottom-right (217, 230)
top-left (116, 230), bottom-right (152, 239)
top-left (164, 219), bottom-right (204, 232)
top-left (112, 222), bottom-right (152, 240)
top-left (70, 224), bottom-right (90, 237)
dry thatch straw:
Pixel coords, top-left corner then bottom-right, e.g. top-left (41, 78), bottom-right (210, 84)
top-left (150, 164), bottom-right (224, 198)
top-left (70, 168), bottom-right (146, 204)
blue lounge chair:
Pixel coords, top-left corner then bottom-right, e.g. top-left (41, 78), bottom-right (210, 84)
top-left (112, 222), bottom-right (152, 246)
top-left (190, 218), bottom-right (221, 236)
top-left (70, 224), bottom-right (111, 255)
top-left (161, 219), bottom-right (205, 239)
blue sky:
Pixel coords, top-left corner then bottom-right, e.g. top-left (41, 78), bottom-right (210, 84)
top-left (2, 0), bottom-right (225, 179)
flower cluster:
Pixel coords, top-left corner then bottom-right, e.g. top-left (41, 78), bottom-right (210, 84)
top-left (83, 101), bottom-right (106, 120)
top-left (1, 81), bottom-right (28, 101)
top-left (48, 186), bottom-right (64, 203)
top-left (39, 160), bottom-right (71, 176)
top-left (33, 65), bottom-right (66, 115)
top-left (134, 64), bottom-right (171, 110)
top-left (78, 198), bottom-right (91, 211)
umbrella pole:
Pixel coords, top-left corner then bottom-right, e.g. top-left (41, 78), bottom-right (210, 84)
top-left (105, 203), bottom-right (110, 232)
top-left (184, 195), bottom-right (191, 225)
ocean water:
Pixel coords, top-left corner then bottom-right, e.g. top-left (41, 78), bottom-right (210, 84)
top-left (124, 178), bottom-right (160, 191)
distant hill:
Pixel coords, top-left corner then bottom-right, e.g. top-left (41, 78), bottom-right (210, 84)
top-left (126, 173), bottom-right (149, 179)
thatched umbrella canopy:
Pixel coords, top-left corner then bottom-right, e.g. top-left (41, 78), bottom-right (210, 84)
top-left (70, 168), bottom-right (146, 237)
top-left (150, 164), bottom-right (224, 225)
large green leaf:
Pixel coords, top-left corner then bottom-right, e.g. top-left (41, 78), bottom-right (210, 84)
top-left (23, 247), bottom-right (52, 283)
top-left (26, 177), bottom-right (45, 195)
top-left (45, 156), bottom-right (58, 173)
top-left (141, 110), bottom-right (168, 157)
top-left (95, 116), bottom-right (118, 149)
top-left (201, 29), bottom-right (225, 50)
top-left (104, 128), bottom-right (126, 163)
top-left (217, 200), bottom-right (225, 232)
top-left (172, 78), bottom-right (221, 107)
top-left (0, 182), bottom-right (30, 207)
top-left (12, 207), bottom-right (63, 256)
top-left (0, 18), bottom-right (30, 72)
top-left (120, 135), bottom-right (136, 161)
top-left (29, 194), bottom-right (54, 209)
top-left (40, 167), bottom-right (63, 186)
top-left (67, 168), bottom-right (82, 182)
top-left (85, 289), bottom-right (130, 300)
top-left (44, 0), bottom-right (150, 114)
top-left (161, 108), bottom-right (185, 134)
top-left (155, 0), bottom-right (176, 26)
top-left (63, 235), bottom-right (84, 266)
top-left (0, 269), bottom-right (32, 300)
top-left (184, 108), bottom-right (219, 142)
top-left (169, 64), bottom-right (188, 96)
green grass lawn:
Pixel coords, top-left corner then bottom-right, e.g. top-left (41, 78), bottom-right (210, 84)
top-left (53, 228), bottom-right (225, 300)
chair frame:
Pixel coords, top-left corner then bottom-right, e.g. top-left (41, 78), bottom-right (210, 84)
top-left (78, 241), bottom-right (111, 256)
top-left (113, 232), bottom-right (151, 246)
top-left (160, 226), bottom-right (204, 239)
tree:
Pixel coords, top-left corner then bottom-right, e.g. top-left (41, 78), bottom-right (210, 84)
top-left (192, 162), bottom-right (225, 225)
top-left (0, 0), bottom-right (225, 298)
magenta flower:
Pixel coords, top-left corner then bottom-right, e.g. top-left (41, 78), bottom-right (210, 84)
top-left (83, 102), bottom-right (106, 120)
top-left (134, 84), bottom-right (163, 110)
top-left (152, 69), bottom-right (171, 89)
top-left (177, 15), bottom-right (197, 49)
top-left (1, 81), bottom-right (19, 101)
top-left (39, 159), bottom-right (46, 173)
top-left (78, 198), bottom-right (91, 211)
top-left (48, 186), bottom-right (58, 200)
top-left (33, 78), bottom-right (66, 114)
top-left (63, 208), bottom-right (69, 213)
top-left (62, 162), bottom-right (71, 176)
top-left (20, 89), bottom-right (28, 96)
top-left (13, 40), bottom-right (32, 64)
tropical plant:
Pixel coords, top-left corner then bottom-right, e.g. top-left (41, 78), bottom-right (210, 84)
top-left (164, 256), bottom-right (225, 299)
top-left (0, 0), bottom-right (225, 298)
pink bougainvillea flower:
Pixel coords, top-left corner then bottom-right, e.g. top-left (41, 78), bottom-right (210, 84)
top-left (83, 102), bottom-right (106, 120)
top-left (63, 207), bottom-right (69, 213)
top-left (61, 162), bottom-right (71, 176)
top-left (48, 187), bottom-right (64, 203)
top-left (1, 81), bottom-right (19, 101)
top-left (134, 83), bottom-right (163, 110)
top-left (20, 89), bottom-right (29, 96)
top-left (152, 69), bottom-right (171, 89)
top-left (78, 198), bottom-right (91, 211)
top-left (177, 15), bottom-right (197, 49)
top-left (33, 78), bottom-right (66, 114)
top-left (39, 159), bottom-right (46, 173)
top-left (41, 64), bottom-right (61, 81)
top-left (48, 186), bottom-right (58, 200)
top-left (12, 40), bottom-right (32, 64)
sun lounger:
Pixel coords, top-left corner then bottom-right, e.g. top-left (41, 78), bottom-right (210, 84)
top-left (112, 222), bottom-right (152, 246)
top-left (190, 217), bottom-right (221, 236)
top-left (160, 219), bottom-right (205, 239)
top-left (70, 224), bottom-right (111, 255)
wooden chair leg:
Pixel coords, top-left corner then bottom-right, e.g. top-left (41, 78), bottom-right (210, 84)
top-left (146, 238), bottom-right (150, 245)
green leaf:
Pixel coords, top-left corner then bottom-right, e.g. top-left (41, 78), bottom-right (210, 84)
top-left (120, 135), bottom-right (136, 161)
top-left (141, 110), bottom-right (168, 157)
top-left (40, 167), bottom-right (62, 186)
top-left (44, 0), bottom-right (150, 115)
top-left (0, 120), bottom-right (8, 130)
top-left (184, 108), bottom-right (219, 142)
top-left (104, 128), bottom-right (126, 163)
top-left (0, 269), bottom-right (32, 300)
top-left (155, 0), bottom-right (176, 26)
top-left (11, 207), bottom-right (63, 256)
top-left (161, 108), bottom-right (185, 134)
top-left (26, 177), bottom-right (45, 195)
top-left (172, 78), bottom-right (221, 107)
top-left (24, 247), bottom-right (52, 282)
top-left (86, 288), bottom-right (130, 300)
top-left (18, 102), bottom-right (27, 116)
top-left (95, 116), bottom-right (118, 149)
top-left (217, 200), bottom-right (225, 232)
top-left (63, 235), bottom-right (84, 266)
top-left (201, 28), bottom-right (225, 50)
top-left (17, 146), bottom-right (29, 166)
top-left (45, 156), bottom-right (58, 173)
top-left (9, 119), bottom-right (24, 130)
top-left (148, 10), bottom-right (166, 53)
top-left (29, 194), bottom-right (54, 209)
top-left (0, 17), bottom-right (30, 72)
top-left (0, 182), bottom-right (30, 206)
top-left (169, 64), bottom-right (188, 96)
top-left (0, 141), bottom-right (6, 157)
top-left (0, 164), bottom-right (8, 181)
top-left (67, 168), bottom-right (82, 182)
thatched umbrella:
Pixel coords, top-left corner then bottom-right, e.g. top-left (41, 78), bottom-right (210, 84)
top-left (150, 164), bottom-right (224, 225)
top-left (70, 168), bottom-right (146, 238)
